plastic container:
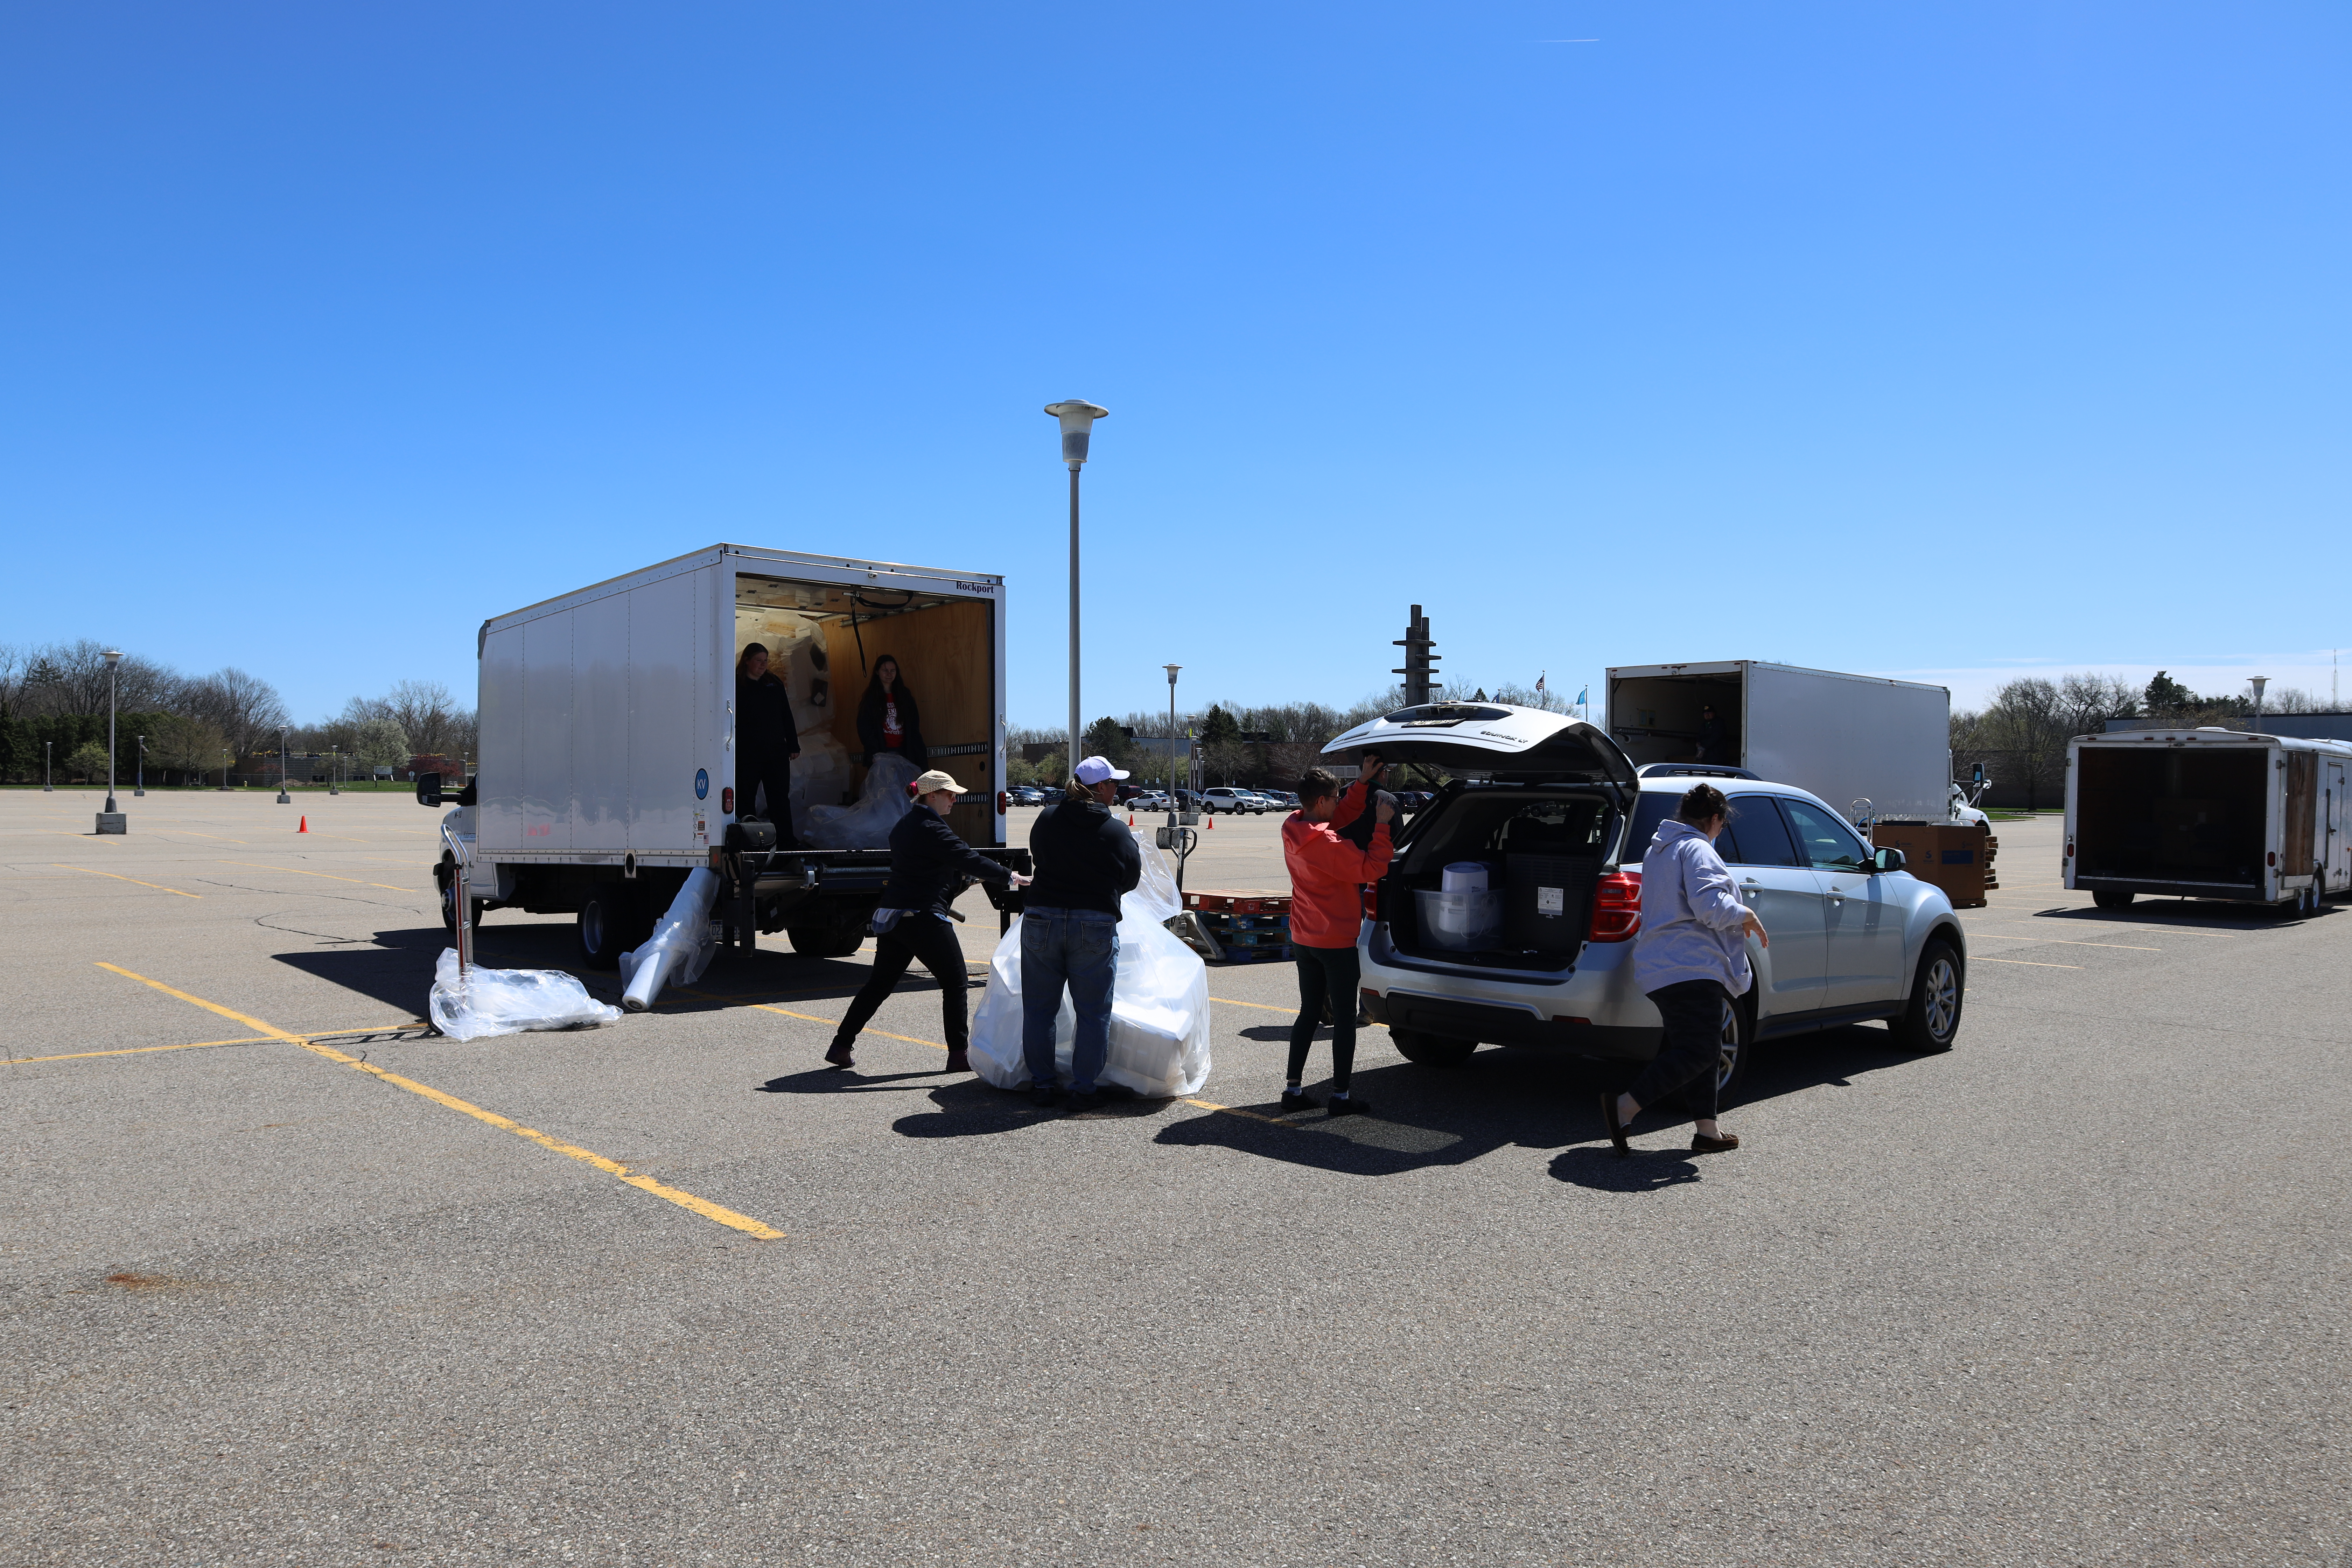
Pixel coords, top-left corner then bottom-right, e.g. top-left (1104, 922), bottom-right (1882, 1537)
top-left (1415, 888), bottom-right (1503, 951)
top-left (1441, 861), bottom-right (1491, 892)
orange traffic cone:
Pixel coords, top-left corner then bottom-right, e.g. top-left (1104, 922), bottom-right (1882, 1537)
top-left (1206, 814), bottom-right (1214, 829)
top-left (1127, 814), bottom-right (1135, 826)
top-left (297, 816), bottom-right (308, 833)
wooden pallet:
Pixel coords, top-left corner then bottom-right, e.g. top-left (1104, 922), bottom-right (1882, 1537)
top-left (1184, 889), bottom-right (1292, 915)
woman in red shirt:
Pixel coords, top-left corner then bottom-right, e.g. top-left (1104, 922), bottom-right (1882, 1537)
top-left (1279, 757), bottom-right (1395, 1114)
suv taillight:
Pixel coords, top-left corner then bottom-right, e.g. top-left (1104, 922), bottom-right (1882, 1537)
top-left (1362, 883), bottom-right (1381, 921)
top-left (1589, 869), bottom-right (1642, 942)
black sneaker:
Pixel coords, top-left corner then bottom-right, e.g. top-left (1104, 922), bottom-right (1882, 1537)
top-left (1324, 1093), bottom-right (1370, 1118)
top-left (1030, 1083), bottom-right (1059, 1109)
top-left (1067, 1088), bottom-right (1103, 1112)
top-left (1090, 1083), bottom-right (1136, 1102)
top-left (1279, 1086), bottom-right (1318, 1113)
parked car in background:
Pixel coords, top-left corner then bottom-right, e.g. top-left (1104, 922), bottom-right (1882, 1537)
top-left (1322, 701), bottom-right (1967, 1100)
top-left (1203, 788), bottom-right (1268, 814)
top-left (1128, 791), bottom-right (1171, 811)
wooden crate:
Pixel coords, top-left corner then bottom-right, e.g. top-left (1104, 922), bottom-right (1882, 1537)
top-left (1872, 821), bottom-right (1990, 908)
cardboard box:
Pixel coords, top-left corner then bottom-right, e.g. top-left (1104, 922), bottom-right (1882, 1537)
top-left (1872, 821), bottom-right (1990, 908)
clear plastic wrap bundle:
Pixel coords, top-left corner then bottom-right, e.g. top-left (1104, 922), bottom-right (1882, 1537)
top-left (429, 948), bottom-right (624, 1042)
top-left (966, 836), bottom-right (1212, 1099)
top-left (801, 752), bottom-right (919, 850)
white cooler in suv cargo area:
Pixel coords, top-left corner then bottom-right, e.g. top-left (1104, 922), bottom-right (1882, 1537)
top-left (1323, 702), bottom-right (1970, 1097)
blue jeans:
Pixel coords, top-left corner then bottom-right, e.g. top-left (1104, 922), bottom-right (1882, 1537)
top-left (1021, 907), bottom-right (1120, 1091)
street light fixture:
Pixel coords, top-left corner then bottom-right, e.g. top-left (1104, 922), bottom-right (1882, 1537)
top-left (135, 734), bottom-right (146, 797)
top-left (1044, 399), bottom-right (1108, 775)
top-left (2249, 676), bottom-right (2268, 735)
top-left (99, 649), bottom-right (126, 833)
top-left (329, 744), bottom-right (340, 796)
top-left (277, 729), bottom-right (291, 804)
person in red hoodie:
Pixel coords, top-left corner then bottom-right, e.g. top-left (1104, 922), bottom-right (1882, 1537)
top-left (1279, 756), bottom-right (1396, 1115)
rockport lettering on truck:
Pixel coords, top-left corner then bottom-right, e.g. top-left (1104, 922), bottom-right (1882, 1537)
top-left (418, 543), bottom-right (1028, 975)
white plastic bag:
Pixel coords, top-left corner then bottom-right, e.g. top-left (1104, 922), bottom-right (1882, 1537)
top-left (618, 867), bottom-right (720, 1013)
top-left (967, 837), bottom-right (1212, 1099)
top-left (802, 752), bottom-right (918, 850)
top-left (429, 948), bottom-right (624, 1042)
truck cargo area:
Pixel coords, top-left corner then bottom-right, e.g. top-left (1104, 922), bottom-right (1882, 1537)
top-left (2074, 746), bottom-right (2266, 894)
top-left (1609, 673), bottom-right (1741, 769)
top-left (1377, 787), bottom-right (1617, 973)
top-left (732, 569), bottom-right (998, 848)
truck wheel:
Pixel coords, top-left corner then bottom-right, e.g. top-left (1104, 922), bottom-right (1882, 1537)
top-left (2092, 889), bottom-right (2135, 910)
top-left (577, 887), bottom-right (636, 970)
top-left (1390, 1029), bottom-right (1476, 1068)
top-left (1893, 938), bottom-right (1963, 1053)
top-left (437, 856), bottom-right (483, 933)
top-left (788, 912), bottom-right (869, 958)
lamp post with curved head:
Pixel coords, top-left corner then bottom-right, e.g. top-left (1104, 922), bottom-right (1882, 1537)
top-left (1044, 399), bottom-right (1108, 774)
top-left (102, 649), bottom-right (123, 820)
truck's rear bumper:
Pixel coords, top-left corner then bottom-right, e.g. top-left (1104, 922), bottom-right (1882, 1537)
top-left (2076, 874), bottom-right (2272, 903)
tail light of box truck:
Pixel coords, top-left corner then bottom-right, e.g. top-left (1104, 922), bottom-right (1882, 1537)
top-left (1589, 870), bottom-right (1642, 942)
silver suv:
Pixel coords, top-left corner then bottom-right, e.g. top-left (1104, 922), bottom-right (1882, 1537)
top-left (1325, 703), bottom-right (1967, 1097)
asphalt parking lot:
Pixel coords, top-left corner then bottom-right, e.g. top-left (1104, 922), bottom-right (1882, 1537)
top-left (4, 788), bottom-right (2346, 1566)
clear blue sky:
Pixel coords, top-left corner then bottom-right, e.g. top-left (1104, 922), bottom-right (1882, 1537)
top-left (4, 3), bottom-right (2345, 726)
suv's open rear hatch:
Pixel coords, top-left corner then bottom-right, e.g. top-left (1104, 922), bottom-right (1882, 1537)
top-left (1323, 703), bottom-right (1639, 802)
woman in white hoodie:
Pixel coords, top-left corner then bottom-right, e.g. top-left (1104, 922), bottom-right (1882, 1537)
top-left (1601, 782), bottom-right (1768, 1157)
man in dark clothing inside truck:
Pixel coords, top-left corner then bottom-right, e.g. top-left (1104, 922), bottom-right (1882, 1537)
top-left (1023, 756), bottom-right (1144, 1112)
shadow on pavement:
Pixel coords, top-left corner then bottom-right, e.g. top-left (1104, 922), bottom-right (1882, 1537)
top-left (1152, 1023), bottom-right (1926, 1178)
top-left (2023, 902), bottom-right (2306, 932)
top-left (890, 1079), bottom-right (1085, 1139)
top-left (1549, 1146), bottom-right (1702, 1191)
top-left (756, 1068), bottom-right (942, 1095)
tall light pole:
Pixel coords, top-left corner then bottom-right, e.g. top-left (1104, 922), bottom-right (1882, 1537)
top-left (277, 729), bottom-right (291, 804)
top-left (329, 744), bottom-right (340, 796)
top-left (2249, 676), bottom-right (2268, 735)
top-left (1044, 399), bottom-right (1108, 776)
top-left (44, 741), bottom-right (53, 791)
top-left (134, 734), bottom-right (146, 797)
top-left (101, 649), bottom-right (124, 831)
top-left (1163, 664), bottom-right (1182, 799)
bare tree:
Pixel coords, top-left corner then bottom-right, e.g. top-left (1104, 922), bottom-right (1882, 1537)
top-left (17, 640), bottom-right (180, 717)
top-left (150, 714), bottom-right (229, 783)
top-left (1980, 677), bottom-right (2067, 810)
top-left (0, 644), bottom-right (29, 719)
top-left (180, 668), bottom-right (290, 760)
top-left (2056, 673), bottom-right (2140, 738)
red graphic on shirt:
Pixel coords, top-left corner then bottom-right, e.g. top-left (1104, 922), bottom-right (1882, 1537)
top-left (883, 698), bottom-right (903, 749)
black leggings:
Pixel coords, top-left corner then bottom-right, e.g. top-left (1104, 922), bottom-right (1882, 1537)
top-left (1630, 979), bottom-right (1731, 1121)
top-left (834, 915), bottom-right (971, 1053)
top-left (737, 754), bottom-right (796, 846)
top-left (1288, 943), bottom-right (1361, 1091)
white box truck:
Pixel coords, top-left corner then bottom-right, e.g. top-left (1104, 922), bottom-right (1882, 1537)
top-left (420, 544), bottom-right (1025, 968)
top-left (1606, 660), bottom-right (1951, 824)
top-left (2064, 727), bottom-right (2352, 912)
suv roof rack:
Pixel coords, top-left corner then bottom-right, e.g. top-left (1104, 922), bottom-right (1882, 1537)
top-left (1636, 763), bottom-right (1762, 780)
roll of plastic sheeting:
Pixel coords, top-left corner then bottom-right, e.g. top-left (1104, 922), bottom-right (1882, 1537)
top-left (965, 836), bottom-right (1211, 1099)
top-left (619, 866), bottom-right (721, 1012)
top-left (802, 752), bottom-right (919, 850)
top-left (429, 949), bottom-right (623, 1041)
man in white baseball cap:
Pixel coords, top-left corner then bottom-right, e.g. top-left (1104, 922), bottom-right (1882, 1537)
top-left (1020, 756), bottom-right (1140, 1110)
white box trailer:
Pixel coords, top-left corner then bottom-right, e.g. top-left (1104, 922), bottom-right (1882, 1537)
top-left (2064, 728), bottom-right (2352, 912)
top-left (1606, 660), bottom-right (1951, 824)
top-left (425, 544), bottom-right (1024, 967)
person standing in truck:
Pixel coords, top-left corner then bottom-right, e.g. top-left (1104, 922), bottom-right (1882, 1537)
top-left (1280, 756), bottom-right (1394, 1116)
top-left (1022, 756), bottom-right (1143, 1112)
top-left (855, 654), bottom-right (928, 770)
top-left (826, 768), bottom-right (1027, 1075)
top-left (735, 644), bottom-right (801, 848)
top-left (1600, 782), bottom-right (1768, 1157)
top-left (1695, 704), bottom-right (1726, 764)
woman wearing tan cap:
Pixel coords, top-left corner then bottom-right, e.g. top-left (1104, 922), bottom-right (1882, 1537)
top-left (825, 768), bottom-right (1027, 1073)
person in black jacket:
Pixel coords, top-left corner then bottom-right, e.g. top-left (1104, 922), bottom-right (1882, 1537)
top-left (1022, 756), bottom-right (1143, 1111)
top-left (735, 644), bottom-right (802, 848)
top-left (853, 654), bottom-right (927, 769)
top-left (826, 768), bottom-right (1025, 1074)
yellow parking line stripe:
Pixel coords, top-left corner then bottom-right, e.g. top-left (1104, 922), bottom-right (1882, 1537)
top-left (221, 860), bottom-right (415, 893)
top-left (1211, 996), bottom-right (1293, 1014)
top-left (1974, 956), bottom-right (2081, 969)
top-left (12, 1020), bottom-right (432, 1066)
top-left (92, 964), bottom-right (782, 1240)
top-left (1181, 1096), bottom-right (1288, 1125)
top-left (1974, 933), bottom-right (2161, 951)
top-left (54, 863), bottom-right (201, 899)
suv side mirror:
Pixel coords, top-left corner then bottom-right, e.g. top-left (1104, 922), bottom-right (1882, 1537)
top-left (1872, 846), bottom-right (1907, 874)
top-left (416, 771), bottom-right (443, 807)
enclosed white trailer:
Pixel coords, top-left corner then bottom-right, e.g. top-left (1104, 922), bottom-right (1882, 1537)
top-left (1606, 660), bottom-right (1950, 824)
top-left (2064, 728), bottom-right (2352, 911)
top-left (425, 544), bottom-right (1024, 968)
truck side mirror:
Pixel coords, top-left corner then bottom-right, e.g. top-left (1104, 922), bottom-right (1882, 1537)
top-left (416, 771), bottom-right (443, 807)
top-left (1873, 846), bottom-right (1907, 874)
